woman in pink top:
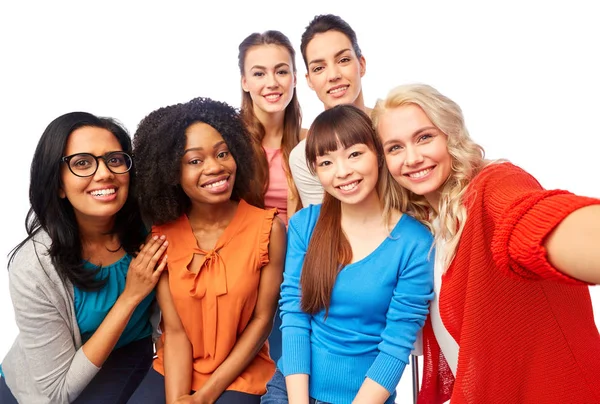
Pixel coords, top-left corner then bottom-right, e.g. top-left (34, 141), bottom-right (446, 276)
top-left (238, 30), bottom-right (303, 226)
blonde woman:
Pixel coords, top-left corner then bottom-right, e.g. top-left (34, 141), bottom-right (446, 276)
top-left (373, 83), bottom-right (600, 403)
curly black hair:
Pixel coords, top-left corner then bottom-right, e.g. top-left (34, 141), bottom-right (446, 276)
top-left (133, 97), bottom-right (258, 225)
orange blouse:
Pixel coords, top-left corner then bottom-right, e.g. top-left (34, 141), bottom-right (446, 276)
top-left (153, 200), bottom-right (276, 394)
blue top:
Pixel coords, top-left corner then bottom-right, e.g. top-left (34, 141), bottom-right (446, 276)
top-left (75, 254), bottom-right (154, 350)
top-left (278, 205), bottom-right (434, 404)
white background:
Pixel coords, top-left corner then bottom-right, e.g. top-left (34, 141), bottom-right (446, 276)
top-left (1, 1), bottom-right (598, 401)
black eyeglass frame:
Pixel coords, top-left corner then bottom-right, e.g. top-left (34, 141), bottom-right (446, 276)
top-left (61, 151), bottom-right (133, 178)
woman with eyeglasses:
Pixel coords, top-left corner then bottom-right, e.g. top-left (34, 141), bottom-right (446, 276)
top-left (0, 112), bottom-right (167, 404)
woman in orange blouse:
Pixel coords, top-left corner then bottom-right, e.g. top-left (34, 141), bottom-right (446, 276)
top-left (128, 97), bottom-right (286, 404)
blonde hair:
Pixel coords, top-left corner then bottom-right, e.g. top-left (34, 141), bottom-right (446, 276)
top-left (372, 83), bottom-right (486, 267)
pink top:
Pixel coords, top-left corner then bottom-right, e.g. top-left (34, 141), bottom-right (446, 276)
top-left (263, 147), bottom-right (288, 225)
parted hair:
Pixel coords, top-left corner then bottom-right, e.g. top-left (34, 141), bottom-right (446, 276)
top-left (238, 30), bottom-right (302, 208)
top-left (8, 112), bottom-right (145, 291)
top-left (133, 97), bottom-right (258, 225)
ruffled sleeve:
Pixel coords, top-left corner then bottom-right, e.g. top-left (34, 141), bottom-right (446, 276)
top-left (258, 207), bottom-right (277, 268)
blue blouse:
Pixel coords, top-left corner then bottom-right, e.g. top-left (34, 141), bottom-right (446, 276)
top-left (75, 254), bottom-right (154, 349)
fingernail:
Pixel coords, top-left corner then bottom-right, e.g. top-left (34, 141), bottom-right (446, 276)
top-left (163, 241), bottom-right (169, 246)
top-left (153, 235), bottom-right (158, 240)
top-left (160, 235), bottom-right (166, 240)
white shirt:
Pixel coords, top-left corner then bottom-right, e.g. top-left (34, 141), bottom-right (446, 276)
top-left (430, 219), bottom-right (459, 376)
top-left (289, 139), bottom-right (324, 207)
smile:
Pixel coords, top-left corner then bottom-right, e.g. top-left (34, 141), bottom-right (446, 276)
top-left (328, 85), bottom-right (348, 95)
top-left (89, 188), bottom-right (116, 196)
top-left (202, 179), bottom-right (227, 189)
top-left (406, 167), bottom-right (434, 178)
top-left (264, 93), bottom-right (282, 102)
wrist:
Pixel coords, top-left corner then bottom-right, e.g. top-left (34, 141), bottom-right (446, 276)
top-left (116, 292), bottom-right (140, 311)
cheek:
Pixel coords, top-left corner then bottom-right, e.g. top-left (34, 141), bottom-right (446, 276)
top-left (385, 154), bottom-right (404, 177)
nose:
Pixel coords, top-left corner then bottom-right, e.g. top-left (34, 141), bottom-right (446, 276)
top-left (404, 145), bottom-right (424, 167)
top-left (327, 64), bottom-right (341, 82)
top-left (93, 159), bottom-right (114, 180)
top-left (334, 158), bottom-right (352, 178)
top-left (267, 72), bottom-right (279, 89)
top-left (203, 156), bottom-right (224, 174)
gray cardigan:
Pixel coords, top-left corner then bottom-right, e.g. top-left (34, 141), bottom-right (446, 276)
top-left (2, 231), bottom-right (100, 403)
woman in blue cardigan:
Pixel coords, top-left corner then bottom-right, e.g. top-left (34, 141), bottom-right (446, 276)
top-left (262, 104), bottom-right (434, 404)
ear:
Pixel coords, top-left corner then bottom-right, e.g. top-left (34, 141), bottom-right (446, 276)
top-left (305, 72), bottom-right (314, 91)
top-left (58, 188), bottom-right (66, 199)
top-left (359, 56), bottom-right (367, 78)
top-left (293, 72), bottom-right (297, 88)
top-left (241, 76), bottom-right (249, 92)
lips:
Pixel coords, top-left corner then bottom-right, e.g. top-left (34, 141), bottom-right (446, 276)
top-left (263, 93), bottom-right (282, 103)
top-left (404, 166), bottom-right (435, 179)
top-left (201, 175), bottom-right (229, 188)
top-left (327, 85), bottom-right (349, 97)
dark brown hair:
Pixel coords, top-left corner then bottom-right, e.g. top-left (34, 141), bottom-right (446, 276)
top-left (301, 104), bottom-right (384, 316)
top-left (238, 30), bottom-right (302, 209)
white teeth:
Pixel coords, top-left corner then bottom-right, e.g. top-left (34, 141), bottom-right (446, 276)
top-left (408, 168), bottom-right (432, 178)
top-left (329, 86), bottom-right (348, 94)
top-left (90, 189), bottom-right (115, 196)
top-left (203, 179), bottom-right (226, 188)
top-left (265, 94), bottom-right (281, 101)
top-left (339, 181), bottom-right (358, 191)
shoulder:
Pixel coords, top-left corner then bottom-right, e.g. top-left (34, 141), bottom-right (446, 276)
top-left (152, 214), bottom-right (188, 236)
top-left (9, 231), bottom-right (65, 294)
top-left (289, 139), bottom-right (307, 163)
top-left (472, 161), bottom-right (539, 191)
top-left (289, 204), bottom-right (321, 231)
top-left (394, 214), bottom-right (434, 247)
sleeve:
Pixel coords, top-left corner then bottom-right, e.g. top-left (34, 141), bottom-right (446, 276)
top-left (366, 231), bottom-right (435, 394)
top-left (482, 163), bottom-right (600, 283)
top-left (289, 141), bottom-right (324, 207)
top-left (279, 212), bottom-right (313, 376)
top-left (8, 252), bottom-right (100, 403)
top-left (258, 207), bottom-right (277, 268)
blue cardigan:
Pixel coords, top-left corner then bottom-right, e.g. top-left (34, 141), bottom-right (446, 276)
top-left (278, 205), bottom-right (434, 404)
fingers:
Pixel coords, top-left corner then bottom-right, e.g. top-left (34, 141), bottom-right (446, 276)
top-left (135, 235), bottom-right (168, 269)
top-left (152, 255), bottom-right (168, 282)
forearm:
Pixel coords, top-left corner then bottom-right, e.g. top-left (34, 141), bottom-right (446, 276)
top-left (195, 316), bottom-right (272, 401)
top-left (82, 293), bottom-right (139, 366)
top-left (285, 373), bottom-right (310, 404)
top-left (164, 331), bottom-right (193, 404)
top-left (545, 204), bottom-right (600, 283)
top-left (353, 378), bottom-right (390, 404)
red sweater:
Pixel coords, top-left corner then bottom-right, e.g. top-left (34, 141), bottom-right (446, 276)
top-left (418, 163), bottom-right (600, 404)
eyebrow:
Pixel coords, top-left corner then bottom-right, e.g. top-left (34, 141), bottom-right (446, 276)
top-left (183, 140), bottom-right (227, 154)
top-left (382, 126), bottom-right (438, 146)
top-left (251, 62), bottom-right (290, 70)
top-left (308, 48), bottom-right (352, 66)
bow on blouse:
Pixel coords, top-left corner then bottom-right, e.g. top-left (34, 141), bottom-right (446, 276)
top-left (188, 249), bottom-right (228, 358)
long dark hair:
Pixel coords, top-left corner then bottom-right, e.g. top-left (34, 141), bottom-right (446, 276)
top-left (8, 112), bottom-right (146, 290)
top-left (301, 105), bottom-right (385, 316)
top-left (238, 30), bottom-right (302, 208)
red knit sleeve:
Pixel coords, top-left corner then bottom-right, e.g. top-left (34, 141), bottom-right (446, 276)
top-left (477, 163), bottom-right (600, 283)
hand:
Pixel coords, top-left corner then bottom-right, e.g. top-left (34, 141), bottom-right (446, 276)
top-left (123, 234), bottom-right (168, 304)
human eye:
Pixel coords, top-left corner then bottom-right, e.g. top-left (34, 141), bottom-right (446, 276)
top-left (216, 150), bottom-right (229, 159)
top-left (311, 65), bottom-right (324, 74)
top-left (418, 133), bottom-right (434, 142)
top-left (106, 152), bottom-right (127, 167)
top-left (71, 154), bottom-right (94, 169)
top-left (188, 158), bottom-right (203, 165)
top-left (387, 144), bottom-right (403, 154)
top-left (253, 71), bottom-right (265, 77)
top-left (339, 56), bottom-right (351, 64)
top-left (277, 69), bottom-right (289, 75)
top-left (317, 159), bottom-right (331, 167)
top-left (349, 150), bottom-right (362, 158)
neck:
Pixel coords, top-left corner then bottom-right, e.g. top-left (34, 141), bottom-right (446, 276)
top-left (340, 189), bottom-right (382, 224)
top-left (77, 216), bottom-right (119, 248)
top-left (188, 199), bottom-right (238, 228)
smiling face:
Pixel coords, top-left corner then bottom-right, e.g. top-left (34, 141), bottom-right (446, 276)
top-left (241, 44), bottom-right (296, 120)
top-left (314, 141), bottom-right (379, 206)
top-left (60, 126), bottom-right (129, 226)
top-left (377, 104), bottom-right (452, 207)
top-left (180, 122), bottom-right (237, 207)
top-left (305, 30), bottom-right (366, 110)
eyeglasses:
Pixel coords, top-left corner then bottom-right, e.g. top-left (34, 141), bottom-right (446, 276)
top-left (61, 151), bottom-right (133, 178)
